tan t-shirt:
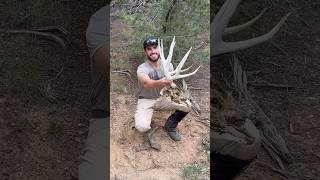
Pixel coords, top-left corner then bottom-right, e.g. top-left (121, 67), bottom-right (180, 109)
top-left (137, 61), bottom-right (174, 99)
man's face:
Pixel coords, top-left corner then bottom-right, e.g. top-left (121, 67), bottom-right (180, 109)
top-left (144, 45), bottom-right (159, 62)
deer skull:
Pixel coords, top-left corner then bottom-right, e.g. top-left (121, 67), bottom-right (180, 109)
top-left (158, 36), bottom-right (201, 115)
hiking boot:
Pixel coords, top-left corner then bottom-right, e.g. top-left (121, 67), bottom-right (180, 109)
top-left (164, 110), bottom-right (188, 141)
top-left (165, 128), bottom-right (181, 141)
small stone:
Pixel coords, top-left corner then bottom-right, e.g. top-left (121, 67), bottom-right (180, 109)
top-left (74, 137), bottom-right (81, 143)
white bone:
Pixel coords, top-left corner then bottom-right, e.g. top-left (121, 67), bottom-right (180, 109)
top-left (212, 0), bottom-right (290, 56)
top-left (158, 37), bottom-right (200, 81)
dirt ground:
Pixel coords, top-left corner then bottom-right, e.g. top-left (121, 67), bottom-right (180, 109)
top-left (109, 14), bottom-right (210, 179)
top-left (0, 1), bottom-right (105, 180)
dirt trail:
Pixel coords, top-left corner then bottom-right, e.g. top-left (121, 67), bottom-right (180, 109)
top-left (110, 16), bottom-right (210, 179)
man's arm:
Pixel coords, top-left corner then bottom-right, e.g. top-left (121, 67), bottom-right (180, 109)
top-left (138, 74), bottom-right (172, 88)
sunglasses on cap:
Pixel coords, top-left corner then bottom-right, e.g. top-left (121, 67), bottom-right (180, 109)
top-left (143, 37), bottom-right (158, 49)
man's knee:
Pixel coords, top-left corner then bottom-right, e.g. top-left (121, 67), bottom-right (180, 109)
top-left (134, 101), bottom-right (153, 133)
top-left (211, 122), bottom-right (261, 161)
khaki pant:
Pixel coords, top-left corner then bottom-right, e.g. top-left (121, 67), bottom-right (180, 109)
top-left (134, 96), bottom-right (191, 132)
top-left (211, 119), bottom-right (261, 161)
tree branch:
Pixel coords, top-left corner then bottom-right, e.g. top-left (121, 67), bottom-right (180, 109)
top-left (163, 0), bottom-right (177, 34)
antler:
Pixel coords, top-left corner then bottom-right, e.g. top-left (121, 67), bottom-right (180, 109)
top-left (212, 0), bottom-right (290, 56)
top-left (182, 79), bottom-right (201, 115)
top-left (159, 36), bottom-right (200, 81)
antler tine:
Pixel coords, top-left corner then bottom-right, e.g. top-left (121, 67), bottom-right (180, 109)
top-left (159, 38), bottom-right (171, 79)
top-left (224, 8), bottom-right (267, 35)
top-left (158, 37), bottom-right (200, 81)
top-left (212, 0), bottom-right (290, 56)
top-left (180, 64), bottom-right (193, 73)
top-left (159, 38), bottom-right (165, 61)
top-left (215, 13), bottom-right (290, 55)
top-left (218, 0), bottom-right (242, 31)
top-left (171, 47), bottom-right (201, 80)
top-left (170, 64), bottom-right (194, 75)
top-left (182, 79), bottom-right (187, 91)
top-left (171, 66), bottom-right (201, 80)
top-left (167, 36), bottom-right (176, 64)
top-left (213, 0), bottom-right (241, 42)
top-left (175, 47), bottom-right (192, 72)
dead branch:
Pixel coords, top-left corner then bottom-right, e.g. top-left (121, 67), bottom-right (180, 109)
top-left (0, 29), bottom-right (66, 49)
top-left (163, 0), bottom-right (177, 34)
top-left (33, 25), bottom-right (69, 36)
top-left (49, 66), bottom-right (64, 82)
top-left (249, 82), bottom-right (294, 89)
top-left (32, 26), bottom-right (71, 43)
top-left (188, 87), bottom-right (203, 90)
top-left (194, 118), bottom-right (210, 126)
top-left (112, 70), bottom-right (132, 77)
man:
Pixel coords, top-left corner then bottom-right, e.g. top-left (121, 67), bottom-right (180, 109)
top-left (134, 36), bottom-right (191, 143)
top-left (211, 87), bottom-right (261, 180)
top-left (78, 5), bottom-right (109, 180)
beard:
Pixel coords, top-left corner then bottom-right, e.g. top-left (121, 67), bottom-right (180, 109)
top-left (147, 53), bottom-right (159, 62)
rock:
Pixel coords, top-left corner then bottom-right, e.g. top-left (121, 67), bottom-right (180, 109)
top-left (74, 137), bottom-right (81, 143)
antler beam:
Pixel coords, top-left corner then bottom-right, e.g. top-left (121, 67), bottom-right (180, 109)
top-left (212, 0), bottom-right (290, 56)
top-left (159, 36), bottom-right (200, 80)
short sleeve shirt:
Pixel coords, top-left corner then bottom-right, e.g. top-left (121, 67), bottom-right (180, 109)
top-left (137, 61), bottom-right (174, 99)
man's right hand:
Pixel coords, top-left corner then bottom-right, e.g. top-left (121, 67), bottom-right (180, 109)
top-left (138, 75), bottom-right (172, 88)
top-left (159, 78), bottom-right (172, 87)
